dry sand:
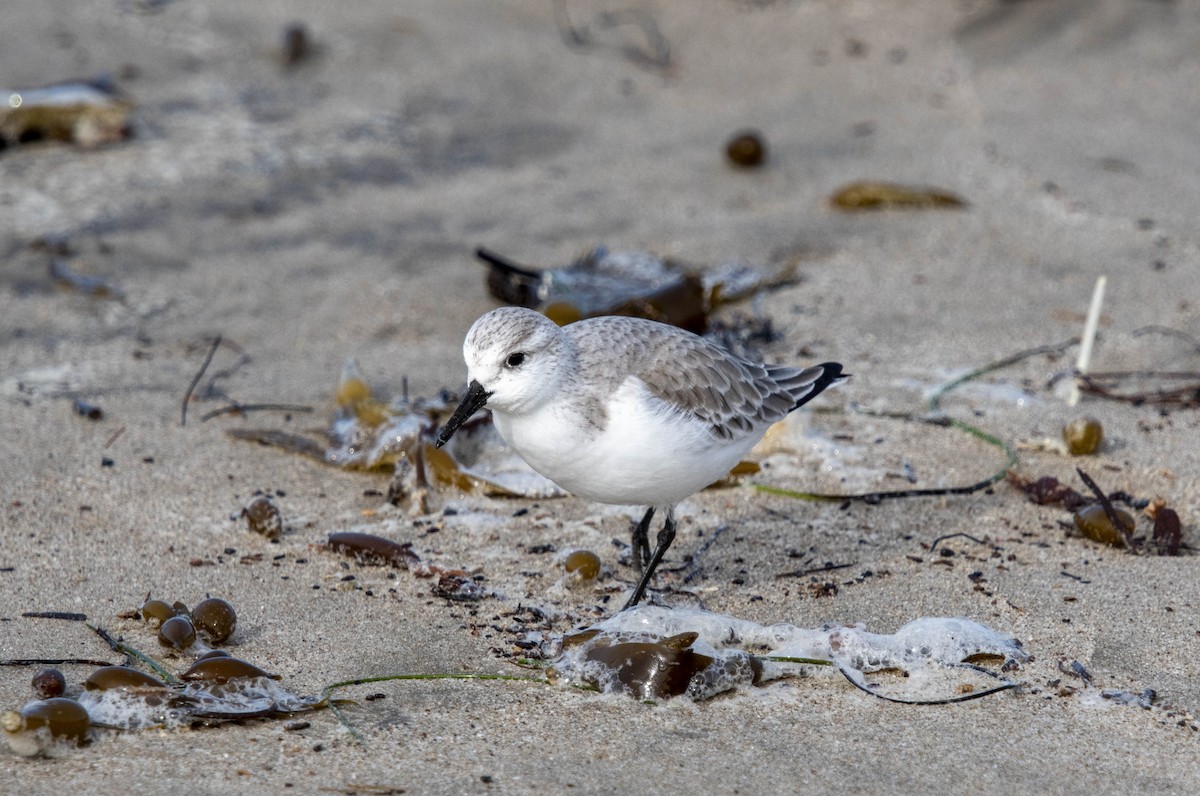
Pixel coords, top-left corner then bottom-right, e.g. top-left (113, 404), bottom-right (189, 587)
top-left (2, 1), bottom-right (1198, 793)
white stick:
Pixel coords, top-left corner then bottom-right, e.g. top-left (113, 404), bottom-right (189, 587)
top-left (1069, 275), bottom-right (1107, 407)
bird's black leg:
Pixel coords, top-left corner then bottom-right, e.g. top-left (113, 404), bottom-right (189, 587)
top-left (623, 507), bottom-right (675, 610)
top-left (630, 506), bottom-right (655, 573)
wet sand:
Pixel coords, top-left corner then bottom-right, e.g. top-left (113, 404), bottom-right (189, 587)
top-left (2, 1), bottom-right (1198, 793)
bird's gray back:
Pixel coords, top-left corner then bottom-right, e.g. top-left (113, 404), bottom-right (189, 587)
top-left (566, 316), bottom-right (820, 440)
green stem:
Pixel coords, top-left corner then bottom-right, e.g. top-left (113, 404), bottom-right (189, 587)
top-left (321, 672), bottom-right (547, 695)
top-left (752, 485), bottom-right (843, 502)
top-left (86, 623), bottom-right (179, 685)
top-left (760, 655), bottom-right (834, 667)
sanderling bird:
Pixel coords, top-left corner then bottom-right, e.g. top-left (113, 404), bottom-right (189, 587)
top-left (436, 307), bottom-right (846, 609)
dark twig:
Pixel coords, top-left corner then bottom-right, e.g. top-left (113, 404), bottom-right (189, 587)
top-left (181, 335), bottom-right (222, 426)
top-left (22, 611), bottom-right (88, 621)
top-left (1076, 372), bottom-right (1200, 407)
top-left (87, 623), bottom-right (177, 683)
top-left (1, 658), bottom-right (117, 667)
top-left (1132, 325), bottom-right (1200, 354)
top-left (835, 661), bottom-right (1021, 705)
top-left (199, 403), bottom-right (313, 422)
top-left (86, 623), bottom-right (133, 668)
top-left (200, 341), bottom-right (250, 389)
top-left (758, 469), bottom-right (1004, 505)
top-left (186, 706), bottom-right (284, 721)
top-left (775, 562), bottom-right (853, 580)
top-left (929, 533), bottom-right (990, 553)
top-left (1079, 370), bottom-right (1200, 380)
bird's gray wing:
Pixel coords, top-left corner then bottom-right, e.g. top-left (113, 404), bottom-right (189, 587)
top-left (568, 316), bottom-right (836, 440)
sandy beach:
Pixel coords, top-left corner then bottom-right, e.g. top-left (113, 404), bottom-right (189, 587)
top-left (2, 1), bottom-right (1198, 793)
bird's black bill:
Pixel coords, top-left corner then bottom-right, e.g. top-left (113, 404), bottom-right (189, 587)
top-left (435, 380), bottom-right (491, 448)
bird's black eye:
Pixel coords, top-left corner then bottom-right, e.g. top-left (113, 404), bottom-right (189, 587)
top-left (505, 352), bottom-right (526, 368)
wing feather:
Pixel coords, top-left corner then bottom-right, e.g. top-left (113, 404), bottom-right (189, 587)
top-left (567, 316), bottom-right (844, 441)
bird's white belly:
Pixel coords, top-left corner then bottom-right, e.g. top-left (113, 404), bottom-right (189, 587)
top-left (492, 380), bottom-right (761, 507)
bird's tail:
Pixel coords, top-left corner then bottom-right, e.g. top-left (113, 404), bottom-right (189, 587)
top-left (771, 362), bottom-right (848, 411)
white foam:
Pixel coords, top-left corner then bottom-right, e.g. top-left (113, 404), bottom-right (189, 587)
top-left (78, 689), bottom-right (186, 730)
top-left (550, 606), bottom-right (1027, 701)
top-left (76, 677), bottom-right (319, 731)
top-left (4, 724), bottom-right (63, 757)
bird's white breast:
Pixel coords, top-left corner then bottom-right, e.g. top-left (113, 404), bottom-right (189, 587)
top-left (492, 378), bottom-right (763, 507)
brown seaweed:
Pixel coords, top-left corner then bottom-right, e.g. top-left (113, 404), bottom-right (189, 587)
top-left (1006, 471), bottom-right (1089, 510)
top-left (325, 531), bottom-right (421, 569)
top-left (548, 630), bottom-right (762, 701)
top-left (242, 494), bottom-right (283, 539)
top-left (1, 79), bottom-right (133, 150)
top-left (478, 246), bottom-right (797, 335)
top-left (139, 598), bottom-right (176, 628)
top-left (432, 573), bottom-right (488, 602)
top-left (1151, 507), bottom-right (1183, 556)
top-left (830, 181), bottom-right (966, 211)
top-left (228, 361), bottom-right (563, 499)
top-left (1007, 469), bottom-right (1190, 555)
